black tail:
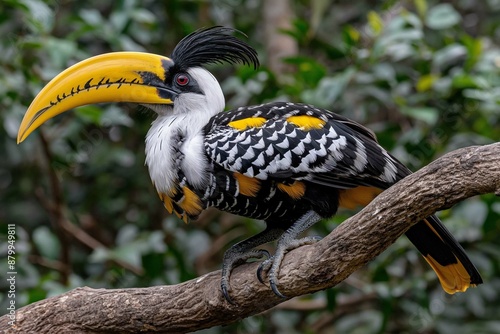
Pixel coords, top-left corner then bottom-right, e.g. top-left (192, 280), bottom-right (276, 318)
top-left (405, 215), bottom-right (482, 293)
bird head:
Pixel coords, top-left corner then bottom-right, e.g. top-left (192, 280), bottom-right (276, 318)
top-left (17, 26), bottom-right (259, 143)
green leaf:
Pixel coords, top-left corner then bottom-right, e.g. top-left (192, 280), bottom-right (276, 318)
top-left (32, 226), bottom-right (60, 260)
top-left (131, 9), bottom-right (157, 24)
top-left (416, 74), bottom-right (439, 92)
top-left (451, 74), bottom-right (481, 89)
top-left (79, 9), bottom-right (103, 27)
top-left (342, 25), bottom-right (360, 46)
top-left (101, 106), bottom-right (134, 127)
top-left (111, 244), bottom-right (142, 268)
top-left (302, 67), bottom-right (356, 107)
top-left (400, 106), bottom-right (439, 125)
top-left (414, 0), bottom-right (428, 17)
top-left (368, 11), bottom-right (384, 36)
top-left (20, 0), bottom-right (54, 33)
top-left (284, 56), bottom-right (326, 87)
top-left (432, 44), bottom-right (467, 71)
top-left (462, 35), bottom-right (483, 70)
top-left (426, 3), bottom-right (460, 30)
top-left (75, 105), bottom-right (103, 125)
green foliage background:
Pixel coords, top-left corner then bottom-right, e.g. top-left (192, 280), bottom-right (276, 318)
top-left (1, 0), bottom-right (499, 332)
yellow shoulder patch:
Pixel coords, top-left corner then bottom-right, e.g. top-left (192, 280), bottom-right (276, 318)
top-left (287, 115), bottom-right (326, 130)
top-left (277, 181), bottom-right (306, 200)
top-left (228, 117), bottom-right (267, 130)
top-left (233, 172), bottom-right (261, 197)
top-left (338, 186), bottom-right (382, 209)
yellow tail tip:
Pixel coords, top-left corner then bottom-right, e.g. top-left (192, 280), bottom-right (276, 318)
top-left (425, 255), bottom-right (475, 294)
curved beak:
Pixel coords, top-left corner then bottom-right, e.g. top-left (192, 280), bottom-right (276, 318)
top-left (17, 52), bottom-right (177, 143)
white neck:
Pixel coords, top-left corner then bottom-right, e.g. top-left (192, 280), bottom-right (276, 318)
top-left (145, 67), bottom-right (225, 194)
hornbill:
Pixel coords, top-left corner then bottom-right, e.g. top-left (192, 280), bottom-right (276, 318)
top-left (18, 26), bottom-right (482, 302)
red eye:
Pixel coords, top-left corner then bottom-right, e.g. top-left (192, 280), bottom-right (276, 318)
top-left (176, 74), bottom-right (189, 86)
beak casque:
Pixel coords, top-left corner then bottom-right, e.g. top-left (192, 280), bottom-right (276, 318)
top-left (17, 52), bottom-right (176, 143)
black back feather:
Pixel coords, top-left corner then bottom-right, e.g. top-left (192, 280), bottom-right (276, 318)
top-left (170, 26), bottom-right (259, 71)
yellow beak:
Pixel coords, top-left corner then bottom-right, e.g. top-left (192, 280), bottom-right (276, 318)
top-left (17, 52), bottom-right (177, 143)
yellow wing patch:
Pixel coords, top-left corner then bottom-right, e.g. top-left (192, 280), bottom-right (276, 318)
top-left (233, 172), bottom-right (261, 197)
top-left (338, 186), bottom-right (382, 209)
top-left (277, 181), bottom-right (306, 200)
top-left (287, 115), bottom-right (326, 130)
top-left (228, 117), bottom-right (267, 130)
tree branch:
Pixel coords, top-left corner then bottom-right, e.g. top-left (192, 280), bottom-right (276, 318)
top-left (3, 143), bottom-right (499, 333)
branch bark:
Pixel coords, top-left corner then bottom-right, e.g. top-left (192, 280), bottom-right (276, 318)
top-left (2, 143), bottom-right (499, 333)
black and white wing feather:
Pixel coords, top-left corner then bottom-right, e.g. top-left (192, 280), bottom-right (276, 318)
top-left (204, 101), bottom-right (409, 190)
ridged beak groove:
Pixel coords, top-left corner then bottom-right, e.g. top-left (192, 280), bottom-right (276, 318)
top-left (17, 52), bottom-right (176, 143)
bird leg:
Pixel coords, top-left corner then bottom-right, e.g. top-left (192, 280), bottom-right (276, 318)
top-left (221, 227), bottom-right (284, 304)
top-left (257, 210), bottom-right (323, 298)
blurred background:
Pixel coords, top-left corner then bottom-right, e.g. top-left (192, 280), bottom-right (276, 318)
top-left (1, 0), bottom-right (499, 332)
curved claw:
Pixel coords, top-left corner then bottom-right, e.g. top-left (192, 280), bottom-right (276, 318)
top-left (266, 252), bottom-right (287, 299)
top-left (270, 278), bottom-right (287, 299)
top-left (257, 258), bottom-right (286, 297)
top-left (220, 248), bottom-right (271, 304)
top-left (221, 212), bottom-right (323, 302)
top-left (259, 235), bottom-right (323, 298)
top-left (221, 279), bottom-right (236, 305)
top-left (257, 257), bottom-right (273, 284)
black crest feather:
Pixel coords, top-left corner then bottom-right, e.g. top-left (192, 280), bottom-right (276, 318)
top-left (170, 26), bottom-right (259, 71)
